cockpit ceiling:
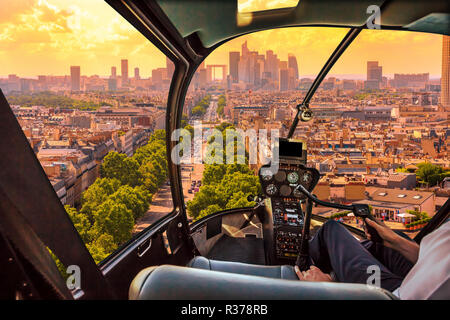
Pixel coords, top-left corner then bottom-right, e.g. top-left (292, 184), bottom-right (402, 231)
top-left (156, 0), bottom-right (449, 48)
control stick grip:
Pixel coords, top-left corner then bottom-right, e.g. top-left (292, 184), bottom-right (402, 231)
top-left (351, 204), bottom-right (382, 243)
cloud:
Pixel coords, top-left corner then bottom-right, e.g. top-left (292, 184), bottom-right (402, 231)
top-left (0, 0), bottom-right (442, 78)
top-left (0, 0), bottom-right (74, 49)
top-left (0, 0), bottom-right (165, 77)
top-left (0, 0), bottom-right (37, 22)
top-left (238, 0), bottom-right (299, 12)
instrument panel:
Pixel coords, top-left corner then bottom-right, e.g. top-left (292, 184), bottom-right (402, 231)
top-left (259, 163), bottom-right (319, 261)
top-left (259, 164), bottom-right (320, 200)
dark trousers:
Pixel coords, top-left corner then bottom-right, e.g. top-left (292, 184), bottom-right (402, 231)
top-left (308, 220), bottom-right (414, 292)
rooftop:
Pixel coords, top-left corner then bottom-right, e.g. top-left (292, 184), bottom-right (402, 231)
top-left (368, 187), bottom-right (434, 205)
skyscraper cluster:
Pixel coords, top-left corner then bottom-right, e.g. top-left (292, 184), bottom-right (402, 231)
top-left (228, 41), bottom-right (299, 90)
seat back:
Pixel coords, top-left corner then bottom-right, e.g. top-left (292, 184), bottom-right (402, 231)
top-left (130, 265), bottom-right (397, 300)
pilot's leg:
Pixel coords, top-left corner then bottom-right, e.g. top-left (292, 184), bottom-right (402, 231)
top-left (309, 220), bottom-right (403, 291)
top-left (361, 231), bottom-right (414, 278)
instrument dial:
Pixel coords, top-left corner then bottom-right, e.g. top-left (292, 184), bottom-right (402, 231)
top-left (266, 184), bottom-right (277, 196)
top-left (301, 171), bottom-right (312, 184)
top-left (261, 168), bottom-right (273, 181)
top-left (293, 188), bottom-right (304, 198)
top-left (274, 170), bottom-right (286, 182)
top-left (287, 171), bottom-right (299, 184)
top-left (280, 185), bottom-right (292, 197)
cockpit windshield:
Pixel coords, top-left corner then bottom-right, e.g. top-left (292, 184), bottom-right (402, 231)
top-left (181, 26), bottom-right (449, 233)
top-left (181, 27), bottom-right (350, 222)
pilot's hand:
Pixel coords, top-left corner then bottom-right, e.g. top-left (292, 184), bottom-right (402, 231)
top-left (295, 265), bottom-right (333, 282)
top-left (365, 218), bottom-right (400, 249)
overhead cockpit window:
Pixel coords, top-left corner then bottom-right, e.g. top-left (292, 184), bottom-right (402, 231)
top-left (0, 0), bottom-right (174, 264)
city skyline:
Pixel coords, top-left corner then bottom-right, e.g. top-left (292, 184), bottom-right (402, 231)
top-left (0, 1), bottom-right (444, 78)
top-left (2, 45), bottom-right (445, 82)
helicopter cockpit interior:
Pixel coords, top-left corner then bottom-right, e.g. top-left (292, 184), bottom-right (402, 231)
top-left (0, 0), bottom-right (449, 301)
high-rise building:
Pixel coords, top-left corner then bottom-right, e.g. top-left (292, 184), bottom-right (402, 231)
top-left (367, 61), bottom-right (382, 82)
top-left (441, 35), bottom-right (450, 107)
top-left (37, 75), bottom-right (48, 91)
top-left (254, 60), bottom-right (261, 86)
top-left (279, 60), bottom-right (288, 70)
top-left (265, 51), bottom-right (279, 81)
top-left (166, 57), bottom-right (174, 78)
top-left (229, 51), bottom-right (240, 83)
top-left (279, 68), bottom-right (289, 91)
top-left (393, 73), bottom-right (429, 88)
top-left (242, 41), bottom-right (249, 58)
top-left (288, 54), bottom-right (299, 80)
top-left (70, 66), bottom-right (80, 91)
top-left (134, 67), bottom-right (140, 80)
top-left (152, 68), bottom-right (164, 85)
top-left (111, 66), bottom-right (117, 78)
top-left (121, 59), bottom-right (128, 85)
top-left (108, 78), bottom-right (117, 91)
top-left (365, 61), bottom-right (382, 89)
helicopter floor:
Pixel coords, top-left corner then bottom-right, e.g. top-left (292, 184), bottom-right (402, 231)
top-left (206, 234), bottom-right (266, 265)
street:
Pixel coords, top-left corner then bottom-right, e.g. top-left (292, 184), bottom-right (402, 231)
top-left (133, 183), bottom-right (173, 234)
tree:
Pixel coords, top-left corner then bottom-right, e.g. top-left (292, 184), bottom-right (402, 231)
top-left (79, 177), bottom-right (121, 221)
top-left (216, 122), bottom-right (234, 132)
top-left (61, 130), bottom-right (168, 265)
top-left (197, 204), bottom-right (222, 221)
top-left (186, 185), bottom-right (225, 219)
top-left (186, 122), bottom-right (261, 221)
top-left (191, 105), bottom-right (206, 116)
top-left (81, 177), bottom-right (121, 206)
top-left (66, 205), bottom-right (92, 243)
top-left (108, 185), bottom-right (150, 220)
top-left (217, 95), bottom-right (226, 116)
top-left (148, 129), bottom-right (166, 144)
top-left (226, 191), bottom-right (256, 209)
top-left (101, 151), bottom-right (142, 186)
top-left (406, 209), bottom-right (429, 220)
top-left (202, 164), bottom-right (227, 185)
top-left (91, 200), bottom-right (135, 245)
top-left (86, 234), bottom-right (117, 264)
top-left (416, 162), bottom-right (444, 186)
top-left (187, 168), bottom-right (261, 221)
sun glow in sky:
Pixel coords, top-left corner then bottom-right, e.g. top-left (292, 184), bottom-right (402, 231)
top-left (0, 0), bottom-right (443, 78)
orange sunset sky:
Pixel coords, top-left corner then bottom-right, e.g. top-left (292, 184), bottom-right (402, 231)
top-left (0, 0), bottom-right (444, 79)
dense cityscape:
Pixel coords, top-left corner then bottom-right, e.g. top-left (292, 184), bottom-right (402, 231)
top-left (1, 32), bottom-right (449, 262)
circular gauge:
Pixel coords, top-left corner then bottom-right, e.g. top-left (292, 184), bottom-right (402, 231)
top-left (293, 188), bottom-right (304, 198)
top-left (287, 171), bottom-right (299, 184)
top-left (274, 170), bottom-right (286, 182)
top-left (280, 185), bottom-right (292, 197)
top-left (265, 184), bottom-right (277, 196)
top-left (261, 168), bottom-right (273, 181)
top-left (274, 208), bottom-right (283, 215)
top-left (301, 171), bottom-right (312, 184)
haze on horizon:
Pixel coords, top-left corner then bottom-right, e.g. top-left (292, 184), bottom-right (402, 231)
top-left (0, 0), bottom-right (443, 79)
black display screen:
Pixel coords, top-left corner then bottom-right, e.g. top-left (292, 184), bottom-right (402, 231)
top-left (279, 139), bottom-right (304, 158)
